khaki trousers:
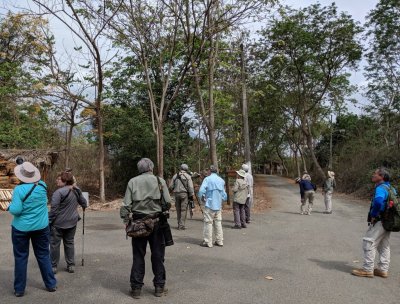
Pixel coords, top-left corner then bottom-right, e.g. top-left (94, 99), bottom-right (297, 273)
top-left (300, 190), bottom-right (315, 213)
top-left (324, 191), bottom-right (333, 212)
top-left (174, 193), bottom-right (188, 229)
top-left (362, 221), bottom-right (391, 272)
top-left (203, 207), bottom-right (223, 247)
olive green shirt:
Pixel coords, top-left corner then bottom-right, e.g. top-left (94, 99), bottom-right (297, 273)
top-left (120, 172), bottom-right (171, 221)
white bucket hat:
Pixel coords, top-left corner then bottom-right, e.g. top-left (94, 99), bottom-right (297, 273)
top-left (236, 169), bottom-right (246, 178)
top-left (14, 162), bottom-right (41, 183)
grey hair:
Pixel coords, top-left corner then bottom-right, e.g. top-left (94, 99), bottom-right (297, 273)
top-left (137, 158), bottom-right (154, 174)
top-left (180, 164), bottom-right (189, 171)
top-left (209, 165), bottom-right (218, 173)
top-left (377, 167), bottom-right (390, 182)
top-left (242, 164), bottom-right (249, 172)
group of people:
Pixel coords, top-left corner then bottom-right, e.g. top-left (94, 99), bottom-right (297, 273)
top-left (295, 167), bottom-right (396, 280)
top-left (296, 170), bottom-right (336, 215)
top-left (120, 159), bottom-right (254, 298)
top-left (0, 161), bottom-right (87, 297)
top-left (1, 157), bottom-right (397, 299)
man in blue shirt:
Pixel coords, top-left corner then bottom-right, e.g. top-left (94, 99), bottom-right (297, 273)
top-left (352, 167), bottom-right (393, 278)
top-left (198, 165), bottom-right (227, 248)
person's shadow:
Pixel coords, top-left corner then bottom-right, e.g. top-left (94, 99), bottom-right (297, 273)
top-left (308, 258), bottom-right (354, 274)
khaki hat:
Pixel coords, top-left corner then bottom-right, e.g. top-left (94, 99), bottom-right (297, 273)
top-left (14, 162), bottom-right (41, 183)
top-left (236, 169), bottom-right (246, 178)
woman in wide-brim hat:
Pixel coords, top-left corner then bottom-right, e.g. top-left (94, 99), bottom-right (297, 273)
top-left (1, 162), bottom-right (57, 297)
top-left (232, 169), bottom-right (249, 229)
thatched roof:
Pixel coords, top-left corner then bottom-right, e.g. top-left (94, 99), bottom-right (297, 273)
top-left (0, 149), bottom-right (59, 168)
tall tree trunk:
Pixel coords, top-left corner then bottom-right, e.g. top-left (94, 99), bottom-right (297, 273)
top-left (293, 148), bottom-right (301, 177)
top-left (241, 39), bottom-right (251, 174)
top-left (97, 107), bottom-right (106, 203)
top-left (304, 126), bottom-right (326, 179)
top-left (208, 37), bottom-right (218, 168)
top-left (298, 147), bottom-right (307, 173)
top-left (65, 123), bottom-right (74, 168)
top-left (156, 121), bottom-right (164, 177)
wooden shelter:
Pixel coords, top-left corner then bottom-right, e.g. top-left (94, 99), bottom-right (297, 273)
top-left (0, 149), bottom-right (59, 189)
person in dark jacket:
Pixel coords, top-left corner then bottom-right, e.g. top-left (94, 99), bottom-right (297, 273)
top-left (49, 171), bottom-right (87, 274)
top-left (0, 162), bottom-right (57, 297)
top-left (298, 173), bottom-right (315, 215)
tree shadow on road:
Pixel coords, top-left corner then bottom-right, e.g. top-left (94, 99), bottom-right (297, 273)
top-left (308, 258), bottom-right (353, 274)
top-left (173, 235), bottom-right (201, 245)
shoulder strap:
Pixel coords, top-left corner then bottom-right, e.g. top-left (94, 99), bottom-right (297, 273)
top-left (22, 184), bottom-right (38, 203)
top-left (156, 176), bottom-right (164, 205)
top-left (60, 189), bottom-right (72, 205)
top-left (177, 173), bottom-right (190, 193)
top-left (21, 181), bottom-right (48, 203)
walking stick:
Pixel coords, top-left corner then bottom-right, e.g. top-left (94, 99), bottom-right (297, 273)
top-left (81, 208), bottom-right (85, 266)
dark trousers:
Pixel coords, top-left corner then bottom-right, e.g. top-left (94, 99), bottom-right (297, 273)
top-left (130, 224), bottom-right (166, 289)
top-left (245, 197), bottom-right (251, 222)
top-left (175, 193), bottom-right (188, 228)
top-left (50, 226), bottom-right (77, 267)
top-left (12, 226), bottom-right (57, 293)
top-left (233, 202), bottom-right (246, 226)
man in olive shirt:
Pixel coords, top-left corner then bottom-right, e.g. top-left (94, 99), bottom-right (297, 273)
top-left (169, 164), bottom-right (194, 230)
top-left (120, 158), bottom-right (172, 299)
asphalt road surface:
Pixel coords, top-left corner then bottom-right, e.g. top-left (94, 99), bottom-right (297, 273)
top-left (0, 175), bottom-right (399, 304)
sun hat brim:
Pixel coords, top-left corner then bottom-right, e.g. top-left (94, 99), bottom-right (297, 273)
top-left (236, 170), bottom-right (246, 178)
top-left (14, 163), bottom-right (41, 184)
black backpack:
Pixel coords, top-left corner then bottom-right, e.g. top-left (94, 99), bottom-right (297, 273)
top-left (381, 185), bottom-right (400, 232)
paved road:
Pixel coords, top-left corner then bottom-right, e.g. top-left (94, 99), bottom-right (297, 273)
top-left (1, 175), bottom-right (399, 304)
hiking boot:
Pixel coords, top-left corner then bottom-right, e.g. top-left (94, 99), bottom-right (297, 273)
top-left (241, 224), bottom-right (247, 228)
top-left (47, 286), bottom-right (57, 292)
top-left (67, 266), bottom-right (75, 273)
top-left (131, 288), bottom-right (142, 299)
top-left (154, 286), bottom-right (168, 297)
top-left (231, 225), bottom-right (241, 229)
top-left (351, 268), bottom-right (374, 278)
top-left (374, 269), bottom-right (388, 278)
top-left (14, 291), bottom-right (24, 297)
top-left (52, 266), bottom-right (57, 274)
top-left (200, 242), bottom-right (212, 248)
top-left (214, 242), bottom-right (223, 247)
top-left (178, 226), bottom-right (186, 230)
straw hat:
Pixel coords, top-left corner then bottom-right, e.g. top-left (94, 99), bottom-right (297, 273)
top-left (14, 162), bottom-right (41, 183)
top-left (328, 171), bottom-right (335, 178)
top-left (236, 169), bottom-right (246, 178)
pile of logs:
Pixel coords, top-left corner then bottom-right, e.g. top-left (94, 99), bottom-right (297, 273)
top-left (0, 189), bottom-right (12, 210)
top-left (0, 159), bottom-right (17, 210)
top-left (0, 158), bottom-right (19, 189)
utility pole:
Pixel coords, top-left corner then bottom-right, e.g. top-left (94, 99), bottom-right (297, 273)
top-left (240, 36), bottom-right (251, 173)
top-left (329, 114), bottom-right (333, 169)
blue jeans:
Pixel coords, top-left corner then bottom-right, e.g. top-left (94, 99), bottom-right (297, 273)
top-left (12, 226), bottom-right (57, 293)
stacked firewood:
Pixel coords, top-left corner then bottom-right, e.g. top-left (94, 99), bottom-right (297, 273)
top-left (0, 158), bottom-right (19, 189)
top-left (0, 189), bottom-right (12, 210)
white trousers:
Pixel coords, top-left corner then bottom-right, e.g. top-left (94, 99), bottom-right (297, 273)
top-left (324, 191), bottom-right (333, 212)
top-left (362, 221), bottom-right (391, 272)
top-left (203, 207), bottom-right (223, 246)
